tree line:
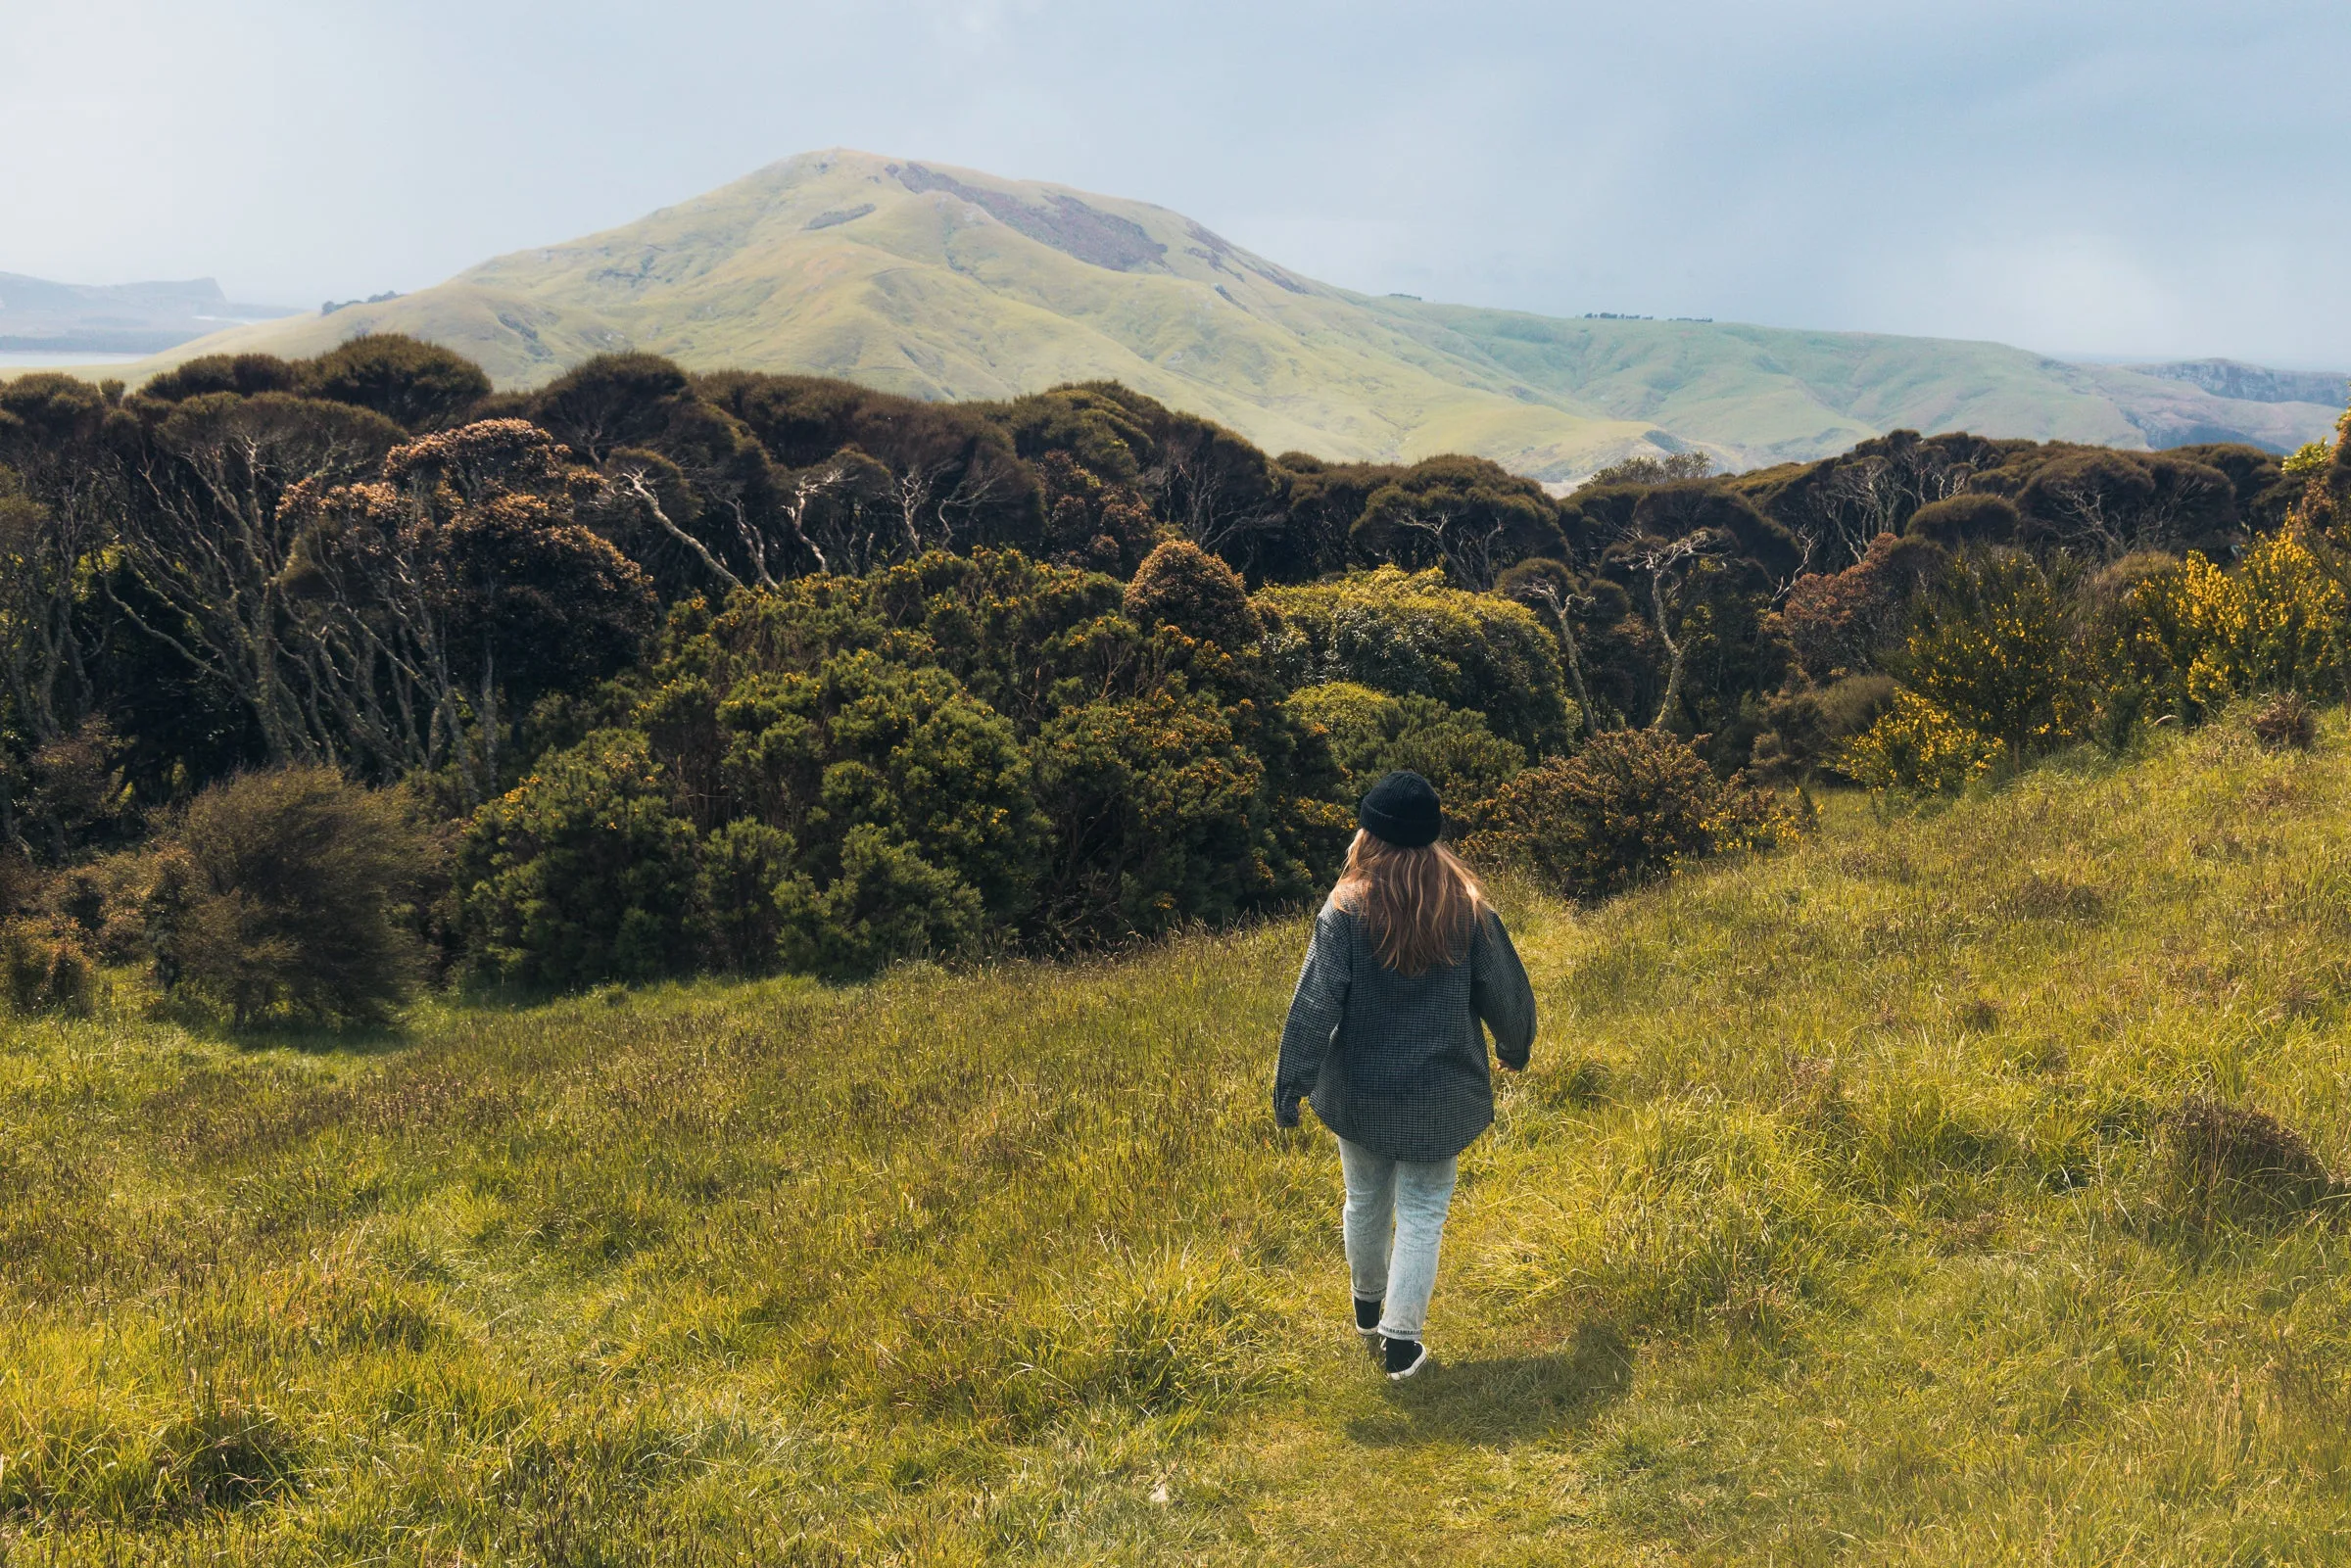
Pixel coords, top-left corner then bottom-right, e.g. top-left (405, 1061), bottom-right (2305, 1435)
top-left (0, 334), bottom-right (2340, 1022)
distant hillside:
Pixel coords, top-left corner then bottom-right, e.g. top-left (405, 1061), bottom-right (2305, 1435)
top-left (116, 151), bottom-right (2346, 478)
top-left (0, 272), bottom-right (296, 356)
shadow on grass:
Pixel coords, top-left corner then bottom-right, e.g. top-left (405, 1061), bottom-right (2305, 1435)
top-left (1347, 1319), bottom-right (1635, 1449)
top-left (139, 994), bottom-right (416, 1059)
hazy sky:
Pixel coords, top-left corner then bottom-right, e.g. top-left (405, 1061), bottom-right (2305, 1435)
top-left (4, 0), bottom-right (2346, 366)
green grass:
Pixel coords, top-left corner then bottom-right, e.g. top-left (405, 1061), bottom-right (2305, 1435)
top-left (105, 150), bottom-right (2340, 479)
top-left (10, 711), bottom-right (2351, 1563)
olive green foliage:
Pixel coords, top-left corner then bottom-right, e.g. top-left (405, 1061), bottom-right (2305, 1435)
top-left (1839, 689), bottom-right (2006, 794)
top-left (461, 548), bottom-right (1343, 984)
top-left (1580, 451), bottom-right (1716, 488)
top-left (679, 636), bottom-right (1042, 974)
top-left (138, 352), bottom-right (300, 403)
top-left (20, 721), bottom-right (2351, 1561)
top-left (2097, 530), bottom-right (2351, 725)
top-left (1282, 682), bottom-right (1526, 808)
top-left (158, 767), bottom-right (434, 1025)
top-left (1125, 538), bottom-right (1262, 646)
top-left (1257, 566), bottom-right (1572, 755)
top-left (1, 338), bottom-right (2334, 995)
top-left (1855, 485), bottom-right (2351, 793)
top-left (298, 334), bottom-right (492, 431)
top-left (1748, 673), bottom-right (1898, 784)
top-left (1896, 550), bottom-right (2079, 765)
top-left (456, 732), bottom-right (708, 989)
top-left (0, 916), bottom-right (95, 1016)
top-left (1347, 454), bottom-right (1564, 590)
top-left (1464, 728), bottom-right (1789, 900)
top-left (1908, 492), bottom-right (2023, 548)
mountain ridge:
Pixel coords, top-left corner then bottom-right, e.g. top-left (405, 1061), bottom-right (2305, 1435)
top-left (0, 272), bottom-right (298, 356)
top-left (87, 150), bottom-right (2348, 478)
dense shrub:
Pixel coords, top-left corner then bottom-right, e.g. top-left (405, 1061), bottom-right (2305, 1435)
top-left (1838, 689), bottom-right (2004, 794)
top-left (299, 334), bottom-right (491, 431)
top-left (1896, 551), bottom-right (2078, 766)
top-left (699, 644), bottom-right (1045, 975)
top-left (1748, 674), bottom-right (1896, 784)
top-left (1906, 494), bottom-right (2021, 549)
top-left (1, 917), bottom-right (95, 1016)
top-left (1125, 540), bottom-right (1262, 647)
top-left (1256, 566), bottom-right (1572, 755)
top-left (1781, 534), bottom-right (1945, 681)
top-left (157, 768), bottom-right (433, 1025)
top-left (1282, 682), bottom-right (1525, 807)
top-left (16, 719), bottom-right (133, 861)
top-left (456, 733), bottom-right (706, 989)
top-left (2099, 530), bottom-right (2350, 724)
top-left (1028, 688), bottom-right (1280, 946)
top-left (1465, 729), bottom-right (1793, 900)
top-left (459, 548), bottom-right (1345, 984)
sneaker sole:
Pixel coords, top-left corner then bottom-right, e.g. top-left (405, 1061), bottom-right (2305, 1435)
top-left (1386, 1350), bottom-right (1430, 1382)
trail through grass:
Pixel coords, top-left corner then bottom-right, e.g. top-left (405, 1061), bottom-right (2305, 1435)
top-left (8, 714), bottom-right (2351, 1563)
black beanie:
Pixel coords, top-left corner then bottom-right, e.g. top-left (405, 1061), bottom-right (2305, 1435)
top-left (1359, 770), bottom-right (1442, 848)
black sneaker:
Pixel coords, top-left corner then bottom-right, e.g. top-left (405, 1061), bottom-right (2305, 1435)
top-left (1383, 1336), bottom-right (1429, 1381)
top-left (1353, 1296), bottom-right (1382, 1342)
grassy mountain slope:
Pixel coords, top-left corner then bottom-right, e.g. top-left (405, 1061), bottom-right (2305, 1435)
top-left (12, 713), bottom-right (2351, 1562)
top-left (121, 150), bottom-right (2344, 477)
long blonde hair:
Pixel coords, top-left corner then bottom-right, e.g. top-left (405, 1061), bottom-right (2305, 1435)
top-left (1331, 829), bottom-right (1489, 975)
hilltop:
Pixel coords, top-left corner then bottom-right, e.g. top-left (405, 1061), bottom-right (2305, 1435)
top-left (121, 150), bottom-right (2344, 479)
top-left (10, 714), bottom-right (2351, 1562)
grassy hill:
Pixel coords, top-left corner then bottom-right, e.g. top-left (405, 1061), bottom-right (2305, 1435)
top-left (10, 712), bottom-right (2351, 1563)
top-left (120, 150), bottom-right (2345, 480)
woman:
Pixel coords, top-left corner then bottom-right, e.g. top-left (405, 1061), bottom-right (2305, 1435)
top-left (1273, 770), bottom-right (1537, 1381)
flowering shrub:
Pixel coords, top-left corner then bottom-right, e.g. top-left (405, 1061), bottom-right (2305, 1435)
top-left (1838, 690), bottom-right (2003, 794)
top-left (1898, 551), bottom-right (2078, 765)
top-left (2101, 530), bottom-right (2349, 723)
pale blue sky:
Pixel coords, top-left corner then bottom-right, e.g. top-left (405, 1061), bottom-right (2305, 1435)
top-left (3, 0), bottom-right (2344, 366)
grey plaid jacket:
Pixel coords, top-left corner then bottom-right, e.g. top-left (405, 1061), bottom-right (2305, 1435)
top-left (1272, 898), bottom-right (1537, 1162)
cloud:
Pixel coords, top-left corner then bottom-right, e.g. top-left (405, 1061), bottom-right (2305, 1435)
top-left (0, 0), bottom-right (2343, 364)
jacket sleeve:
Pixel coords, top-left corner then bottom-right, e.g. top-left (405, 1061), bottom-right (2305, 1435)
top-left (1273, 908), bottom-right (1352, 1127)
top-left (1472, 911), bottom-right (1537, 1070)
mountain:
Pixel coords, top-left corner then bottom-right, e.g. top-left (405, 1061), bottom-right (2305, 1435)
top-left (0, 273), bottom-right (298, 356)
top-left (111, 151), bottom-right (2346, 478)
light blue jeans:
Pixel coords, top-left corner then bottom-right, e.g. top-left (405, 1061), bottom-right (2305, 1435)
top-left (1338, 1136), bottom-right (1459, 1341)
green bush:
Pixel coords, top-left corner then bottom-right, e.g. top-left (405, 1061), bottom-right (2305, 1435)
top-left (457, 734), bottom-right (707, 989)
top-left (1897, 550), bottom-right (2078, 766)
top-left (1125, 539), bottom-right (1262, 647)
top-left (1028, 689), bottom-right (1276, 945)
top-left (1256, 566), bottom-right (1572, 755)
top-left (703, 646), bottom-right (1042, 977)
top-left (0, 917), bottom-right (95, 1016)
top-left (1839, 690), bottom-right (2004, 794)
top-left (1282, 682), bottom-right (1525, 807)
top-left (777, 822), bottom-right (986, 976)
top-left (2095, 530), bottom-right (2350, 725)
top-left (632, 549), bottom-right (1339, 966)
top-left (1464, 728), bottom-right (1792, 900)
top-left (158, 768), bottom-right (432, 1025)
